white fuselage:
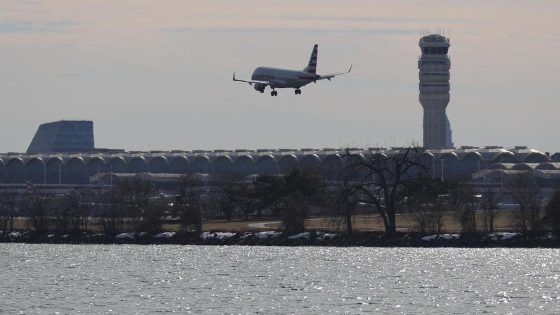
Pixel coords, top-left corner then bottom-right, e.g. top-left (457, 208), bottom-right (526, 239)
top-left (251, 67), bottom-right (319, 89)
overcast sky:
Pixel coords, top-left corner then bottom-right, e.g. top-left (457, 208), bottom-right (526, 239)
top-left (1, 0), bottom-right (559, 153)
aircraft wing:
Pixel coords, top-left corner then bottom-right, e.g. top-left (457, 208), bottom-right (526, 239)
top-left (232, 73), bottom-right (287, 88)
top-left (316, 65), bottom-right (352, 81)
top-left (232, 73), bottom-right (269, 86)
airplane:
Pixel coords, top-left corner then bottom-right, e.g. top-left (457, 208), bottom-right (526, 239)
top-left (233, 44), bottom-right (351, 96)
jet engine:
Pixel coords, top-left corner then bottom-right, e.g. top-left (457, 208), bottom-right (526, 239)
top-left (254, 83), bottom-right (266, 93)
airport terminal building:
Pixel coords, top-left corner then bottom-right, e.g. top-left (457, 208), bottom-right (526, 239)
top-left (1, 121), bottom-right (559, 190)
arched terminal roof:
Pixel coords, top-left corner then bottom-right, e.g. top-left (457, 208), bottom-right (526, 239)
top-left (2, 147), bottom-right (560, 185)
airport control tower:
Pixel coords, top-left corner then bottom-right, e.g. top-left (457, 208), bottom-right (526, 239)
top-left (418, 34), bottom-right (453, 149)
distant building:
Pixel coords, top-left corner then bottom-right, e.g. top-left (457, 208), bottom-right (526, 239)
top-left (418, 34), bottom-right (453, 149)
top-left (1, 136), bottom-right (557, 187)
top-left (27, 120), bottom-right (94, 154)
top-left (445, 116), bottom-right (453, 148)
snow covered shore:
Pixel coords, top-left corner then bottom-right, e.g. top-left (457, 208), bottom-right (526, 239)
top-left (0, 230), bottom-right (557, 248)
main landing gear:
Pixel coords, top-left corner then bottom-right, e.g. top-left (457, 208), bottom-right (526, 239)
top-left (269, 89), bottom-right (301, 96)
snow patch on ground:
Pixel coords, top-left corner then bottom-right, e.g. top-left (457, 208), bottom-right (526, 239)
top-left (8, 231), bottom-right (22, 239)
top-left (421, 234), bottom-right (460, 241)
top-left (287, 232), bottom-right (310, 240)
top-left (486, 232), bottom-right (521, 241)
top-left (153, 232), bottom-right (176, 239)
top-left (116, 233), bottom-right (135, 240)
top-left (317, 233), bottom-right (337, 240)
top-left (255, 231), bottom-right (282, 239)
top-left (200, 232), bottom-right (236, 240)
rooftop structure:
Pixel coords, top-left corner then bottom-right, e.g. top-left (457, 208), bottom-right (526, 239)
top-left (27, 120), bottom-right (94, 154)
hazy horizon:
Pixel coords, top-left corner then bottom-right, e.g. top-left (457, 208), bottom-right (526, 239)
top-left (1, 1), bottom-right (559, 153)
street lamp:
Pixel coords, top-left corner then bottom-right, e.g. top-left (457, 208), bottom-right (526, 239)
top-left (441, 159), bottom-right (444, 182)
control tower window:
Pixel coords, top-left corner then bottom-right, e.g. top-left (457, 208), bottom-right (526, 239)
top-left (421, 60), bottom-right (449, 65)
top-left (423, 47), bottom-right (448, 55)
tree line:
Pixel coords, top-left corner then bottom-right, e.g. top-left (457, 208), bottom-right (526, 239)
top-left (2, 147), bottom-right (560, 239)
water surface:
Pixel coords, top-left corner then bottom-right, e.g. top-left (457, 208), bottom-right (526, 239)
top-left (1, 245), bottom-right (559, 314)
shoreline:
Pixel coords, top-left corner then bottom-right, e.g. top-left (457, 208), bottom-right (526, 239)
top-left (2, 230), bottom-right (559, 248)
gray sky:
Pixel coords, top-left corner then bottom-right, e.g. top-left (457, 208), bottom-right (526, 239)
top-left (1, 0), bottom-right (559, 153)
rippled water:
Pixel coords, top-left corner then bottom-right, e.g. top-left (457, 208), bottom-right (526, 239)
top-left (1, 245), bottom-right (559, 314)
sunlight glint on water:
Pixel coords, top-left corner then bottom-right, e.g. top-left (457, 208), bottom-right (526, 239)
top-left (1, 245), bottom-right (559, 314)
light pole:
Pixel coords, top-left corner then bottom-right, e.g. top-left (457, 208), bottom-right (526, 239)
top-left (441, 159), bottom-right (444, 182)
top-left (42, 159), bottom-right (47, 187)
top-left (501, 171), bottom-right (504, 190)
top-left (41, 158), bottom-right (47, 197)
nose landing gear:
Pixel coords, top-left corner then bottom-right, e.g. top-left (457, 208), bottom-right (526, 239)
top-left (271, 90), bottom-right (278, 96)
top-left (295, 89), bottom-right (302, 95)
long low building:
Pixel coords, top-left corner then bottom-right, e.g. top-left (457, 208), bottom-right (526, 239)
top-left (0, 145), bottom-right (557, 185)
top-left (1, 121), bottom-right (557, 186)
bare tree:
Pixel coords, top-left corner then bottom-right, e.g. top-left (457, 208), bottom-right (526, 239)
top-left (100, 178), bottom-right (155, 233)
top-left (52, 194), bottom-right (71, 234)
top-left (216, 179), bottom-right (255, 221)
top-left (0, 192), bottom-right (19, 231)
top-left (342, 147), bottom-right (425, 237)
top-left (122, 178), bottom-right (153, 231)
top-left (281, 194), bottom-right (309, 234)
top-left (545, 190), bottom-right (560, 239)
top-left (75, 189), bottom-right (92, 233)
top-left (450, 182), bottom-right (478, 234)
top-left (406, 175), bottom-right (449, 234)
top-left (214, 176), bottom-right (239, 221)
top-left (174, 175), bottom-right (203, 232)
top-left (506, 172), bottom-right (543, 235)
top-left (51, 189), bottom-right (89, 234)
top-left (481, 188), bottom-right (499, 233)
top-left (280, 169), bottom-right (325, 233)
top-left (138, 196), bottom-right (168, 234)
top-left (253, 175), bottom-right (284, 218)
top-left (21, 189), bottom-right (51, 234)
top-left (101, 187), bottom-right (127, 235)
top-left (334, 182), bottom-right (356, 237)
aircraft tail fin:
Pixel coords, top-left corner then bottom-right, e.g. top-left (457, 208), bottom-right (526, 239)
top-left (303, 44), bottom-right (318, 74)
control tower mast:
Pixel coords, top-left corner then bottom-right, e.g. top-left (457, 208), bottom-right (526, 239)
top-left (418, 34), bottom-right (453, 149)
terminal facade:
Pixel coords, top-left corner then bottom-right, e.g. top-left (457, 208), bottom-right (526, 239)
top-left (0, 121), bottom-right (558, 189)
